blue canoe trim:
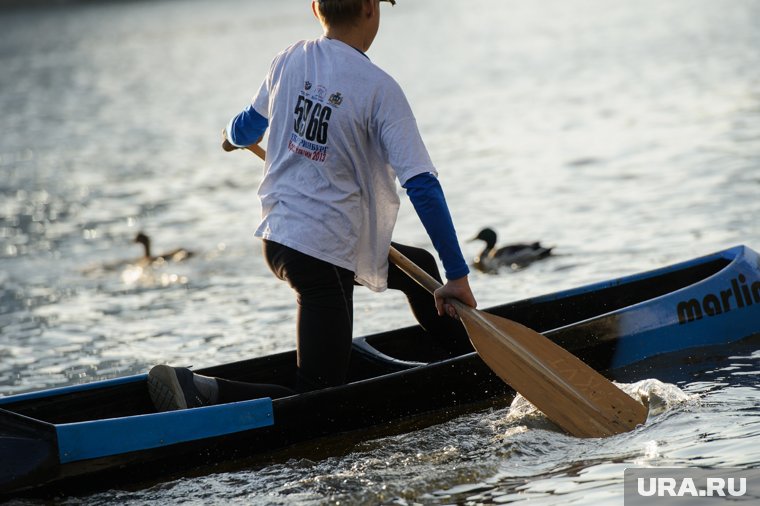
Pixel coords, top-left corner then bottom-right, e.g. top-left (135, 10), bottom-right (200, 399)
top-left (531, 245), bottom-right (746, 305)
top-left (0, 374), bottom-right (146, 406)
top-left (609, 245), bottom-right (760, 368)
top-left (527, 244), bottom-right (759, 369)
top-left (56, 397), bottom-right (274, 464)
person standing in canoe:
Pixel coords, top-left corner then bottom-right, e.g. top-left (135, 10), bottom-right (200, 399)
top-left (147, 0), bottom-right (477, 410)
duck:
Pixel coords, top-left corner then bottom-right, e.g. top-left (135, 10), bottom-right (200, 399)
top-left (133, 232), bottom-right (194, 266)
top-left (470, 227), bottom-right (553, 273)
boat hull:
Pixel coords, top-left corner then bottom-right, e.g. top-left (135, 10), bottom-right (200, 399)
top-left (1, 245), bottom-right (759, 497)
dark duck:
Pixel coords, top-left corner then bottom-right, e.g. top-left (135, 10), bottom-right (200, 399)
top-left (470, 227), bottom-right (553, 273)
top-left (134, 232), bottom-right (194, 266)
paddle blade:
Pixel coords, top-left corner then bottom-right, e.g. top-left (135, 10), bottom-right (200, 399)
top-left (459, 308), bottom-right (648, 437)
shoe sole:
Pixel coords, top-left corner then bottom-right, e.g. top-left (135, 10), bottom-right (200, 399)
top-left (147, 365), bottom-right (187, 411)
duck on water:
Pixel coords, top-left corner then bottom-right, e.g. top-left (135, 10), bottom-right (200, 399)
top-left (81, 232), bottom-right (194, 275)
top-left (470, 227), bottom-right (553, 273)
top-left (133, 232), bottom-right (194, 266)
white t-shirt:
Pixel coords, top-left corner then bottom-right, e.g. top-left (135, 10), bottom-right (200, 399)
top-left (251, 37), bottom-right (436, 291)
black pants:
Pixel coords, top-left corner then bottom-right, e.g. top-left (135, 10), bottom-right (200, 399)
top-left (216, 240), bottom-right (469, 400)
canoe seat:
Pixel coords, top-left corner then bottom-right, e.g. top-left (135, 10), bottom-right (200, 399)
top-left (350, 337), bottom-right (426, 380)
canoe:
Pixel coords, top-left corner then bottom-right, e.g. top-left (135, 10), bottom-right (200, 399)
top-left (2, 244), bottom-right (759, 497)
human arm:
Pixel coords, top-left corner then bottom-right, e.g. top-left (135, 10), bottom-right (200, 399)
top-left (403, 172), bottom-right (477, 317)
top-left (222, 103), bottom-right (268, 152)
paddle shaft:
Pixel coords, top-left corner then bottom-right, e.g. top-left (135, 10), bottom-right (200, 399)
top-left (388, 247), bottom-right (443, 294)
top-left (247, 144), bottom-right (266, 161)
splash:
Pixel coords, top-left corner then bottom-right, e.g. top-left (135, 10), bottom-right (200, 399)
top-left (622, 379), bottom-right (696, 417)
top-left (505, 379), bottom-right (696, 431)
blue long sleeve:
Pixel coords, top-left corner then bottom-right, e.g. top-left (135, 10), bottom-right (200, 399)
top-left (226, 104), bottom-right (269, 148)
top-left (403, 173), bottom-right (469, 280)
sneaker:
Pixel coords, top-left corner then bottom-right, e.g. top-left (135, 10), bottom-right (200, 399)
top-left (147, 365), bottom-right (209, 411)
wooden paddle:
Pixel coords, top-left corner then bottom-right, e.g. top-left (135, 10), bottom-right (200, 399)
top-left (241, 143), bottom-right (647, 436)
top-left (246, 144), bottom-right (266, 161)
top-left (388, 246), bottom-right (648, 437)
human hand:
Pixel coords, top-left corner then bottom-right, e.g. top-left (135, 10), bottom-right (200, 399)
top-left (434, 276), bottom-right (477, 319)
top-left (221, 129), bottom-right (238, 152)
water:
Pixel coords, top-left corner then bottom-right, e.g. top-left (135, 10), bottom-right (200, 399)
top-left (1, 0), bottom-right (759, 503)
